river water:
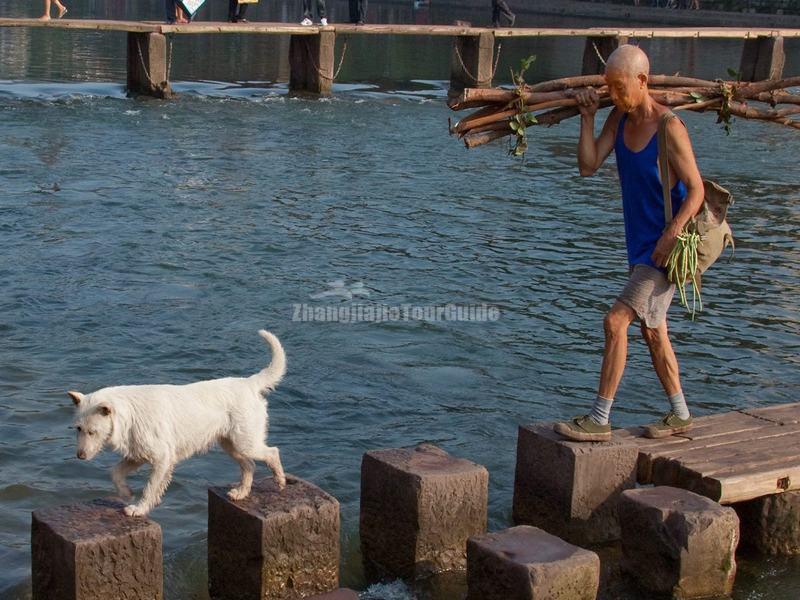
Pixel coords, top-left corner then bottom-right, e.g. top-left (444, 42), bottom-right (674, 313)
top-left (1, 1), bottom-right (799, 599)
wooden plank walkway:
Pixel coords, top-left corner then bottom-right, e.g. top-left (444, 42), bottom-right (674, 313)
top-left (1, 19), bottom-right (799, 39)
top-left (616, 402), bottom-right (800, 505)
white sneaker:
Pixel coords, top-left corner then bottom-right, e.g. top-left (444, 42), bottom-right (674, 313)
top-left (300, 18), bottom-right (312, 26)
top-left (320, 18), bottom-right (328, 26)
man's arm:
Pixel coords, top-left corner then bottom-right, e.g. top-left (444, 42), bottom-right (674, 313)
top-left (574, 88), bottom-right (620, 177)
top-left (651, 117), bottom-right (705, 267)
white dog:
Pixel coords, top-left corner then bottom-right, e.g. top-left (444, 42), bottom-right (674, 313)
top-left (69, 330), bottom-right (287, 517)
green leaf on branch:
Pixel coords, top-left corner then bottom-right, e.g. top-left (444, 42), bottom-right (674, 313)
top-left (509, 55), bottom-right (538, 158)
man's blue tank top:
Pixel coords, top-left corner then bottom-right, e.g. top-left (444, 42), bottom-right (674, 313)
top-left (615, 113), bottom-right (687, 269)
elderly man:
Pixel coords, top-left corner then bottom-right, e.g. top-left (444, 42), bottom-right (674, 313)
top-left (554, 45), bottom-right (705, 442)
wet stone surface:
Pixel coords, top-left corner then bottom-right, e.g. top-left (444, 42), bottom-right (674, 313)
top-left (466, 525), bottom-right (600, 600)
top-left (31, 497), bottom-right (163, 600)
top-left (735, 490), bottom-right (800, 555)
top-left (305, 589), bottom-right (359, 600)
top-left (208, 475), bottom-right (340, 600)
top-left (619, 486), bottom-right (740, 600)
top-left (360, 443), bottom-right (489, 580)
top-left (513, 423), bottom-right (638, 545)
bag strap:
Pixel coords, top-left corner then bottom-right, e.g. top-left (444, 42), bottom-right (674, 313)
top-left (657, 111), bottom-right (678, 226)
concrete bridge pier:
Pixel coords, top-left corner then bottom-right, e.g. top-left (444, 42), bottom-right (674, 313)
top-left (739, 36), bottom-right (785, 80)
top-left (582, 35), bottom-right (628, 75)
top-left (289, 31), bottom-right (335, 95)
top-left (127, 32), bottom-right (173, 98)
top-left (449, 31), bottom-right (495, 98)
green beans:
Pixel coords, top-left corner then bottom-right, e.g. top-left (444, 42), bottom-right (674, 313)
top-left (666, 230), bottom-right (703, 320)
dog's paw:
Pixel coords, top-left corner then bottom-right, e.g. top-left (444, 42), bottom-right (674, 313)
top-left (227, 487), bottom-right (250, 501)
top-left (123, 504), bottom-right (148, 517)
top-left (275, 475), bottom-right (287, 490)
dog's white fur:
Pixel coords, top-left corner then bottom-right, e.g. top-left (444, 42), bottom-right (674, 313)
top-left (69, 330), bottom-right (286, 517)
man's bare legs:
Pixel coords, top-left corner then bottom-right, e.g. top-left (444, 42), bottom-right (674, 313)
top-left (554, 300), bottom-right (636, 441)
top-left (598, 301), bottom-right (638, 399)
top-left (39, 0), bottom-right (68, 20)
top-left (640, 319), bottom-right (681, 397)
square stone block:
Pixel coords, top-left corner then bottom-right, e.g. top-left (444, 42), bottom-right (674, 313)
top-left (466, 525), bottom-right (600, 600)
top-left (360, 443), bottom-right (489, 579)
top-left (735, 490), bottom-right (800, 555)
top-left (305, 589), bottom-right (359, 600)
top-left (513, 423), bottom-right (638, 545)
top-left (619, 486), bottom-right (739, 600)
top-left (31, 497), bottom-right (163, 600)
top-left (208, 475), bottom-right (340, 600)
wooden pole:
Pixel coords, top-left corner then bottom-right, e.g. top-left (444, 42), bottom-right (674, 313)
top-left (126, 32), bottom-right (172, 98)
top-left (740, 36), bottom-right (785, 81)
top-left (449, 31), bottom-right (495, 98)
top-left (289, 31), bottom-right (335, 95)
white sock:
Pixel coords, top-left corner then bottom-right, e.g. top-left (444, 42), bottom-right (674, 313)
top-left (669, 391), bottom-right (690, 420)
top-left (588, 395), bottom-right (614, 426)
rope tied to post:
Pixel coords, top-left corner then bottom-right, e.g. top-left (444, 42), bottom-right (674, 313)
top-left (453, 41), bottom-right (502, 86)
top-left (303, 35), bottom-right (349, 83)
top-left (135, 35), bottom-right (173, 93)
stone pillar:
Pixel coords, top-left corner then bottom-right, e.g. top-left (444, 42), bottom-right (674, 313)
top-left (449, 32), bottom-right (495, 97)
top-left (306, 590), bottom-right (359, 600)
top-left (289, 32), bottom-right (335, 95)
top-left (512, 423), bottom-right (637, 545)
top-left (360, 443), bottom-right (489, 580)
top-left (619, 487), bottom-right (739, 600)
top-left (467, 526), bottom-right (599, 600)
top-left (582, 36), bottom-right (628, 75)
top-left (735, 490), bottom-right (800, 555)
top-left (208, 476), bottom-right (340, 600)
top-left (739, 36), bottom-right (785, 81)
top-left (31, 498), bottom-right (163, 600)
top-left (127, 32), bottom-right (173, 98)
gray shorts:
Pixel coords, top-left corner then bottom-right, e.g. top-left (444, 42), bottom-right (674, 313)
top-left (618, 264), bottom-right (675, 328)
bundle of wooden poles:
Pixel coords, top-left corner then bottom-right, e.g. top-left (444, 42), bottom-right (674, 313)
top-left (448, 74), bottom-right (800, 151)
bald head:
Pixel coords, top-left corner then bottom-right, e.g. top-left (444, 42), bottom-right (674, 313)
top-left (605, 44), bottom-right (650, 78)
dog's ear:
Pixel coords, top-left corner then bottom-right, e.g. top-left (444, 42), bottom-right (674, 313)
top-left (67, 391), bottom-right (85, 406)
top-left (97, 404), bottom-right (112, 417)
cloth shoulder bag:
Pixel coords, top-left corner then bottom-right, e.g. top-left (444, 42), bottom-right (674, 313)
top-left (658, 112), bottom-right (734, 284)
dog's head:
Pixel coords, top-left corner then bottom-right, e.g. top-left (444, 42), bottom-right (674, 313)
top-left (68, 391), bottom-right (114, 461)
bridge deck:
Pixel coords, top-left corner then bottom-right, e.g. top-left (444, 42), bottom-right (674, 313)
top-left (618, 402), bottom-right (800, 504)
top-left (1, 18), bottom-right (799, 38)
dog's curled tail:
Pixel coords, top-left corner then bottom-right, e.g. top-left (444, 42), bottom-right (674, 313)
top-left (251, 330), bottom-right (286, 393)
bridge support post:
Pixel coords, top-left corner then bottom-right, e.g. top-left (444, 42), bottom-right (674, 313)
top-left (739, 36), bottom-right (785, 81)
top-left (582, 36), bottom-right (627, 76)
top-left (127, 32), bottom-right (173, 98)
top-left (449, 32), bottom-right (495, 98)
top-left (289, 32), bottom-right (335, 95)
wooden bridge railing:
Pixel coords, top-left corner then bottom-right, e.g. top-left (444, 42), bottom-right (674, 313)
top-left (0, 18), bottom-right (796, 98)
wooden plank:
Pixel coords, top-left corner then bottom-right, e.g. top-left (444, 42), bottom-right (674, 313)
top-left (492, 27), bottom-right (800, 39)
top-left (652, 436), bottom-right (800, 503)
top-left (0, 18), bottom-right (159, 33)
top-left (716, 462), bottom-right (800, 504)
top-left (650, 421), bottom-right (800, 464)
top-left (1, 19), bottom-right (798, 39)
top-left (669, 460), bottom-right (800, 504)
top-left (651, 426), bottom-right (800, 483)
top-left (620, 411), bottom-right (770, 483)
top-left (160, 21), bottom-right (324, 35)
top-left (741, 402), bottom-right (800, 425)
